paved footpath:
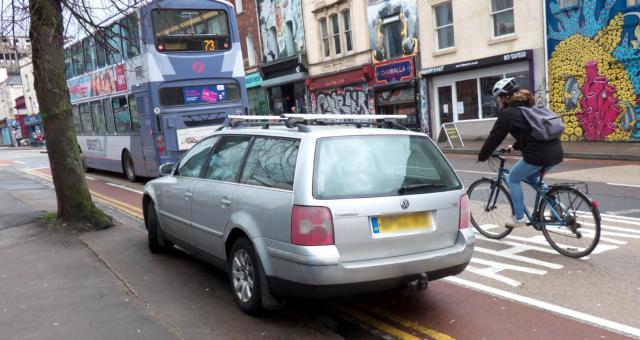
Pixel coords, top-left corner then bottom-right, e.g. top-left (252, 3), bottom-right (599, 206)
top-left (0, 167), bottom-right (330, 340)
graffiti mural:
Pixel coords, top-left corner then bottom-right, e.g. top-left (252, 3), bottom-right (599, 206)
top-left (547, 0), bottom-right (640, 141)
top-left (312, 87), bottom-right (372, 115)
top-left (257, 0), bottom-right (304, 63)
top-left (366, 0), bottom-right (418, 63)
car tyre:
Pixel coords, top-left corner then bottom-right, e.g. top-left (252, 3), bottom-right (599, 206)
top-left (123, 150), bottom-right (137, 182)
top-left (146, 202), bottom-right (172, 254)
top-left (228, 237), bottom-right (264, 315)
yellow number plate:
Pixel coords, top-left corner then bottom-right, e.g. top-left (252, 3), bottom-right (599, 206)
top-left (370, 211), bottom-right (432, 235)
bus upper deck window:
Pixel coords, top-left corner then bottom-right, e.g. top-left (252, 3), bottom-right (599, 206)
top-left (152, 9), bottom-right (231, 52)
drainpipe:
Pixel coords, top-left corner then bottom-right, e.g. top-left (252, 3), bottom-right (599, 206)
top-left (542, 0), bottom-right (550, 108)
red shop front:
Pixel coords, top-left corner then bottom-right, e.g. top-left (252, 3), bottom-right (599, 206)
top-left (306, 65), bottom-right (374, 115)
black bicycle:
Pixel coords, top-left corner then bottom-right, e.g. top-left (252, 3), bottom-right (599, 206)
top-left (467, 147), bottom-right (601, 258)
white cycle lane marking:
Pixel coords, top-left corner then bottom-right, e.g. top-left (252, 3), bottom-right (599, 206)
top-left (463, 213), bottom-right (640, 288)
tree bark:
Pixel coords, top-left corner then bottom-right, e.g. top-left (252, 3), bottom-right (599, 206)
top-left (29, 0), bottom-right (112, 230)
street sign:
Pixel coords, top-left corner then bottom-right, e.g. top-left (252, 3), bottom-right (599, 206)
top-left (437, 122), bottom-right (464, 149)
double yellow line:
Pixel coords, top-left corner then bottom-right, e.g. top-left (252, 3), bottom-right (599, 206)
top-left (335, 300), bottom-right (454, 340)
top-left (20, 168), bottom-right (144, 220)
top-left (20, 168), bottom-right (455, 340)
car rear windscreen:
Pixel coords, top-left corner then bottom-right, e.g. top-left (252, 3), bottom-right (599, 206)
top-left (314, 135), bottom-right (462, 199)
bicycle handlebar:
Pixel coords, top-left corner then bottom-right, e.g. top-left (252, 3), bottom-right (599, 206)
top-left (492, 145), bottom-right (513, 159)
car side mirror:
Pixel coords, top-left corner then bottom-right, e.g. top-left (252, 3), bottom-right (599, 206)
top-left (159, 163), bottom-right (175, 176)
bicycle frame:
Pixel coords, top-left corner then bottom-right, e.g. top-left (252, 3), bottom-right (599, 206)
top-left (487, 154), bottom-right (565, 228)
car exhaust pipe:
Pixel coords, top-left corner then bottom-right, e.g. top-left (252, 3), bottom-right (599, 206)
top-left (403, 273), bottom-right (428, 294)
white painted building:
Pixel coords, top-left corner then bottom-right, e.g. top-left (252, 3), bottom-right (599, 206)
top-left (19, 58), bottom-right (38, 116)
top-left (418, 0), bottom-right (546, 139)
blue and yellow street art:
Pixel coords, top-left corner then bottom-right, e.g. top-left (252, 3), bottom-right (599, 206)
top-left (547, 0), bottom-right (640, 141)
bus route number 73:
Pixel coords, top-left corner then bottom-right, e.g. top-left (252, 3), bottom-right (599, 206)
top-left (204, 40), bottom-right (216, 51)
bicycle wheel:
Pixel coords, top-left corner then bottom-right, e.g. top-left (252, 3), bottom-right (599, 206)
top-left (467, 178), bottom-right (514, 239)
top-left (537, 186), bottom-right (601, 258)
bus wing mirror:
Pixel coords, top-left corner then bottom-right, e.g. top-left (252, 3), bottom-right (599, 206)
top-left (159, 163), bottom-right (175, 176)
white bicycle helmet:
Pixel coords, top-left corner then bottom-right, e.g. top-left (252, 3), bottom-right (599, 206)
top-left (492, 77), bottom-right (519, 96)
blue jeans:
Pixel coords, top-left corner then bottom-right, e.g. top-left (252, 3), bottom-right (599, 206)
top-left (507, 159), bottom-right (550, 219)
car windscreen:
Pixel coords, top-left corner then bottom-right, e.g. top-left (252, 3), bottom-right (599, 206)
top-left (152, 9), bottom-right (231, 52)
top-left (314, 135), bottom-right (462, 199)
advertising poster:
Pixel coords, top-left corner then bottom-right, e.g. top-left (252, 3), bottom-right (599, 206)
top-left (68, 75), bottom-right (92, 102)
top-left (176, 126), bottom-right (220, 150)
top-left (183, 85), bottom-right (227, 105)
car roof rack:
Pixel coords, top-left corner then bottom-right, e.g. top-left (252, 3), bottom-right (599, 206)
top-left (226, 114), bottom-right (409, 132)
top-left (284, 114), bottom-right (410, 130)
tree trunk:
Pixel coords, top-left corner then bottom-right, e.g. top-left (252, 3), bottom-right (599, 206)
top-left (29, 0), bottom-right (111, 230)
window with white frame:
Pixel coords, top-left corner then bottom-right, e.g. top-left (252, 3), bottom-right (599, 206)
top-left (235, 0), bottom-right (243, 14)
top-left (491, 0), bottom-right (514, 37)
top-left (628, 0), bottom-right (640, 6)
top-left (343, 10), bottom-right (352, 52)
top-left (380, 15), bottom-right (404, 59)
top-left (434, 2), bottom-right (454, 49)
top-left (559, 0), bottom-right (579, 8)
top-left (319, 17), bottom-right (330, 57)
top-left (246, 35), bottom-right (256, 66)
top-left (331, 14), bottom-right (341, 55)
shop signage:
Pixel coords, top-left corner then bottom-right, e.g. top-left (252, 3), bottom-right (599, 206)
top-left (422, 50), bottom-right (532, 77)
top-left (24, 114), bottom-right (41, 126)
top-left (245, 72), bottom-right (263, 88)
top-left (374, 57), bottom-right (415, 85)
top-left (307, 65), bottom-right (372, 91)
top-left (67, 64), bottom-right (128, 102)
top-left (437, 122), bottom-right (464, 149)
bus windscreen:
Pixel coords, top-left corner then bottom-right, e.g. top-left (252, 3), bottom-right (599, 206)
top-left (152, 9), bottom-right (231, 52)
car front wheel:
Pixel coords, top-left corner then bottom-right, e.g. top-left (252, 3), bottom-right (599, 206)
top-left (146, 202), bottom-right (172, 254)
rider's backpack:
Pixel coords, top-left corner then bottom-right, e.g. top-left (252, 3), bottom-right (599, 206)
top-left (519, 106), bottom-right (565, 141)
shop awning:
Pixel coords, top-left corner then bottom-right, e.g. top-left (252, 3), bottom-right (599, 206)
top-left (14, 96), bottom-right (25, 109)
top-left (306, 65), bottom-right (372, 91)
top-left (261, 72), bottom-right (307, 88)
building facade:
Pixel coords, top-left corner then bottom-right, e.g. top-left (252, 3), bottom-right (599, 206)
top-left (418, 0), bottom-right (545, 138)
top-left (303, 0), bottom-right (374, 116)
top-left (366, 0), bottom-right (421, 130)
top-left (233, 0), bottom-right (269, 115)
top-left (546, 0), bottom-right (640, 142)
top-left (255, 0), bottom-right (309, 113)
top-left (0, 36), bottom-right (31, 145)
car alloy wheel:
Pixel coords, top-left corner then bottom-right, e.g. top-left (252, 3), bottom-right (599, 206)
top-left (231, 249), bottom-right (255, 303)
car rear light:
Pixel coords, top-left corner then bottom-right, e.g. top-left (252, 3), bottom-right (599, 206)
top-left (291, 205), bottom-right (334, 246)
top-left (156, 135), bottom-right (165, 153)
top-left (459, 194), bottom-right (470, 229)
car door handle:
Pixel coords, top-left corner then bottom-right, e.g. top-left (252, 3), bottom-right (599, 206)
top-left (184, 191), bottom-right (193, 200)
top-left (220, 198), bottom-right (232, 207)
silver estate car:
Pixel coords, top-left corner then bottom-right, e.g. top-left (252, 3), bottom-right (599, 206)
top-left (143, 117), bottom-right (474, 314)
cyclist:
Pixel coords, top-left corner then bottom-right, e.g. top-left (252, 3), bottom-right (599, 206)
top-left (477, 78), bottom-right (564, 228)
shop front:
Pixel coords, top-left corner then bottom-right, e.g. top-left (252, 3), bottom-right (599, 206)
top-left (24, 114), bottom-right (43, 139)
top-left (245, 72), bottom-right (269, 116)
top-left (372, 56), bottom-right (420, 130)
top-left (260, 56), bottom-right (309, 114)
top-left (0, 119), bottom-right (11, 146)
top-left (422, 50), bottom-right (534, 131)
top-left (307, 65), bottom-right (374, 115)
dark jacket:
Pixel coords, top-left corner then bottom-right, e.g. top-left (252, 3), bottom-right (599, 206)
top-left (478, 101), bottom-right (563, 166)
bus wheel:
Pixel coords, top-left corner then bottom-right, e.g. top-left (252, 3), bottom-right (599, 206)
top-left (81, 153), bottom-right (93, 173)
top-left (122, 150), bottom-right (137, 182)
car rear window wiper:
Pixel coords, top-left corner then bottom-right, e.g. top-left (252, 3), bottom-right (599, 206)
top-left (398, 183), bottom-right (448, 194)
